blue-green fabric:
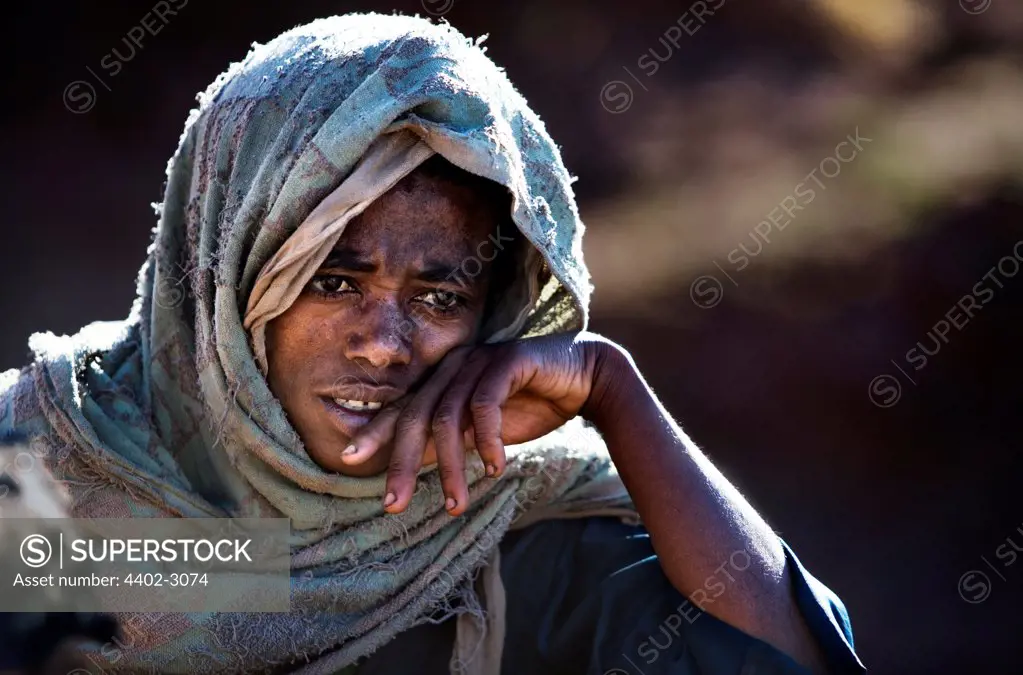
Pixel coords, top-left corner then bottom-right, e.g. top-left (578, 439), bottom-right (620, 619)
top-left (0, 12), bottom-right (633, 674)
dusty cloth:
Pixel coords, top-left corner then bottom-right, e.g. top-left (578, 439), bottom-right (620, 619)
top-left (0, 12), bottom-right (635, 675)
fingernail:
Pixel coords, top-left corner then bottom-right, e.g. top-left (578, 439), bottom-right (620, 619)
top-left (445, 497), bottom-right (457, 511)
top-left (342, 445), bottom-right (357, 457)
top-left (384, 492), bottom-right (397, 507)
top-left (485, 464), bottom-right (496, 476)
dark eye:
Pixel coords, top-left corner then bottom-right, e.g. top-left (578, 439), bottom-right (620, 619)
top-left (418, 290), bottom-right (462, 311)
top-left (310, 275), bottom-right (356, 295)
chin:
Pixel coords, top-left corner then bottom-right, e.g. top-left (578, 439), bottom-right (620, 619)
top-left (308, 444), bottom-right (392, 477)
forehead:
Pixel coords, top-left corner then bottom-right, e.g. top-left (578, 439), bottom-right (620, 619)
top-left (336, 173), bottom-right (500, 267)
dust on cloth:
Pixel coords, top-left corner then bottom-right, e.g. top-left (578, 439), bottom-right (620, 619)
top-left (0, 12), bottom-right (636, 675)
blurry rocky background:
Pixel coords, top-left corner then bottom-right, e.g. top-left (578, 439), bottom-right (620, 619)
top-left (3, 1), bottom-right (1022, 672)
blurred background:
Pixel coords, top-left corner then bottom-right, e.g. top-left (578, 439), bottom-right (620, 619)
top-left (3, 0), bottom-right (1023, 672)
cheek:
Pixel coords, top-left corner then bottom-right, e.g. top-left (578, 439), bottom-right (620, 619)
top-left (265, 300), bottom-right (340, 389)
top-left (415, 316), bottom-right (480, 365)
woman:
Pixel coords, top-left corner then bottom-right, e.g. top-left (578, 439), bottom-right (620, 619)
top-left (0, 12), bottom-right (865, 675)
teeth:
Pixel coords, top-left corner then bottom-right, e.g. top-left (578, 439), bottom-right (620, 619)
top-left (334, 399), bottom-right (383, 412)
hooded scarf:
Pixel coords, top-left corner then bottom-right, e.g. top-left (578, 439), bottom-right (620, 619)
top-left (0, 12), bottom-right (635, 674)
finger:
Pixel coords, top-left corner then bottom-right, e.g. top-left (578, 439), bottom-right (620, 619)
top-left (434, 350), bottom-right (501, 483)
top-left (469, 348), bottom-right (524, 479)
top-left (432, 350), bottom-right (496, 515)
top-left (385, 347), bottom-right (473, 514)
top-left (340, 398), bottom-right (406, 465)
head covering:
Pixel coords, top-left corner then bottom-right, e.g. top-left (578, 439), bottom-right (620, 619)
top-left (0, 12), bottom-right (634, 674)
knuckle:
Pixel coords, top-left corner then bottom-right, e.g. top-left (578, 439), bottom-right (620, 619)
top-left (395, 407), bottom-right (426, 436)
top-left (387, 454), bottom-right (418, 476)
top-left (494, 340), bottom-right (519, 359)
top-left (450, 344), bottom-right (475, 359)
top-left (431, 406), bottom-right (460, 435)
top-left (440, 345), bottom-right (474, 370)
top-left (477, 442), bottom-right (504, 459)
top-left (438, 462), bottom-right (464, 483)
top-left (464, 345), bottom-right (494, 367)
top-left (469, 393), bottom-right (497, 414)
top-left (477, 440), bottom-right (502, 455)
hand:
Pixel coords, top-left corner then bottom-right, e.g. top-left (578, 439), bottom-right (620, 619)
top-left (340, 332), bottom-right (614, 515)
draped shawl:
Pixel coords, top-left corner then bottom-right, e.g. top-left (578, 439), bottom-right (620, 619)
top-left (0, 12), bottom-right (634, 674)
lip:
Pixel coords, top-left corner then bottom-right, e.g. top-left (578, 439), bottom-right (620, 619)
top-left (319, 383), bottom-right (405, 405)
top-left (321, 397), bottom-right (380, 440)
top-left (318, 383), bottom-right (405, 440)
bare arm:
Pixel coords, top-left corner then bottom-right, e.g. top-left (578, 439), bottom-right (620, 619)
top-left (344, 332), bottom-right (831, 671)
top-left (581, 342), bottom-right (828, 673)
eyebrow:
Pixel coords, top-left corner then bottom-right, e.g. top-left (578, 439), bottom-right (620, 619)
top-left (321, 248), bottom-right (376, 273)
top-left (321, 247), bottom-right (469, 285)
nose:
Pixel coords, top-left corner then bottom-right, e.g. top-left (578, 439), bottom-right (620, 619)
top-left (342, 298), bottom-right (413, 369)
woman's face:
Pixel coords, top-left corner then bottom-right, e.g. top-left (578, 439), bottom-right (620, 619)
top-left (265, 167), bottom-right (505, 476)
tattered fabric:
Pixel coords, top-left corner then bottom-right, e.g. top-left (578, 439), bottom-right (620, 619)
top-left (0, 13), bottom-right (634, 674)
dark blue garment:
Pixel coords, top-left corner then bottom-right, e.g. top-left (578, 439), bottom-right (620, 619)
top-left (0, 611), bottom-right (120, 671)
top-left (358, 517), bottom-right (865, 674)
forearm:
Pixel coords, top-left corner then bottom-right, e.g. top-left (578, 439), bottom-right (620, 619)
top-left (581, 341), bottom-right (827, 672)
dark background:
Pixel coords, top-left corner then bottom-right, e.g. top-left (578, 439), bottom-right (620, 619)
top-left (4, 1), bottom-right (1023, 672)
